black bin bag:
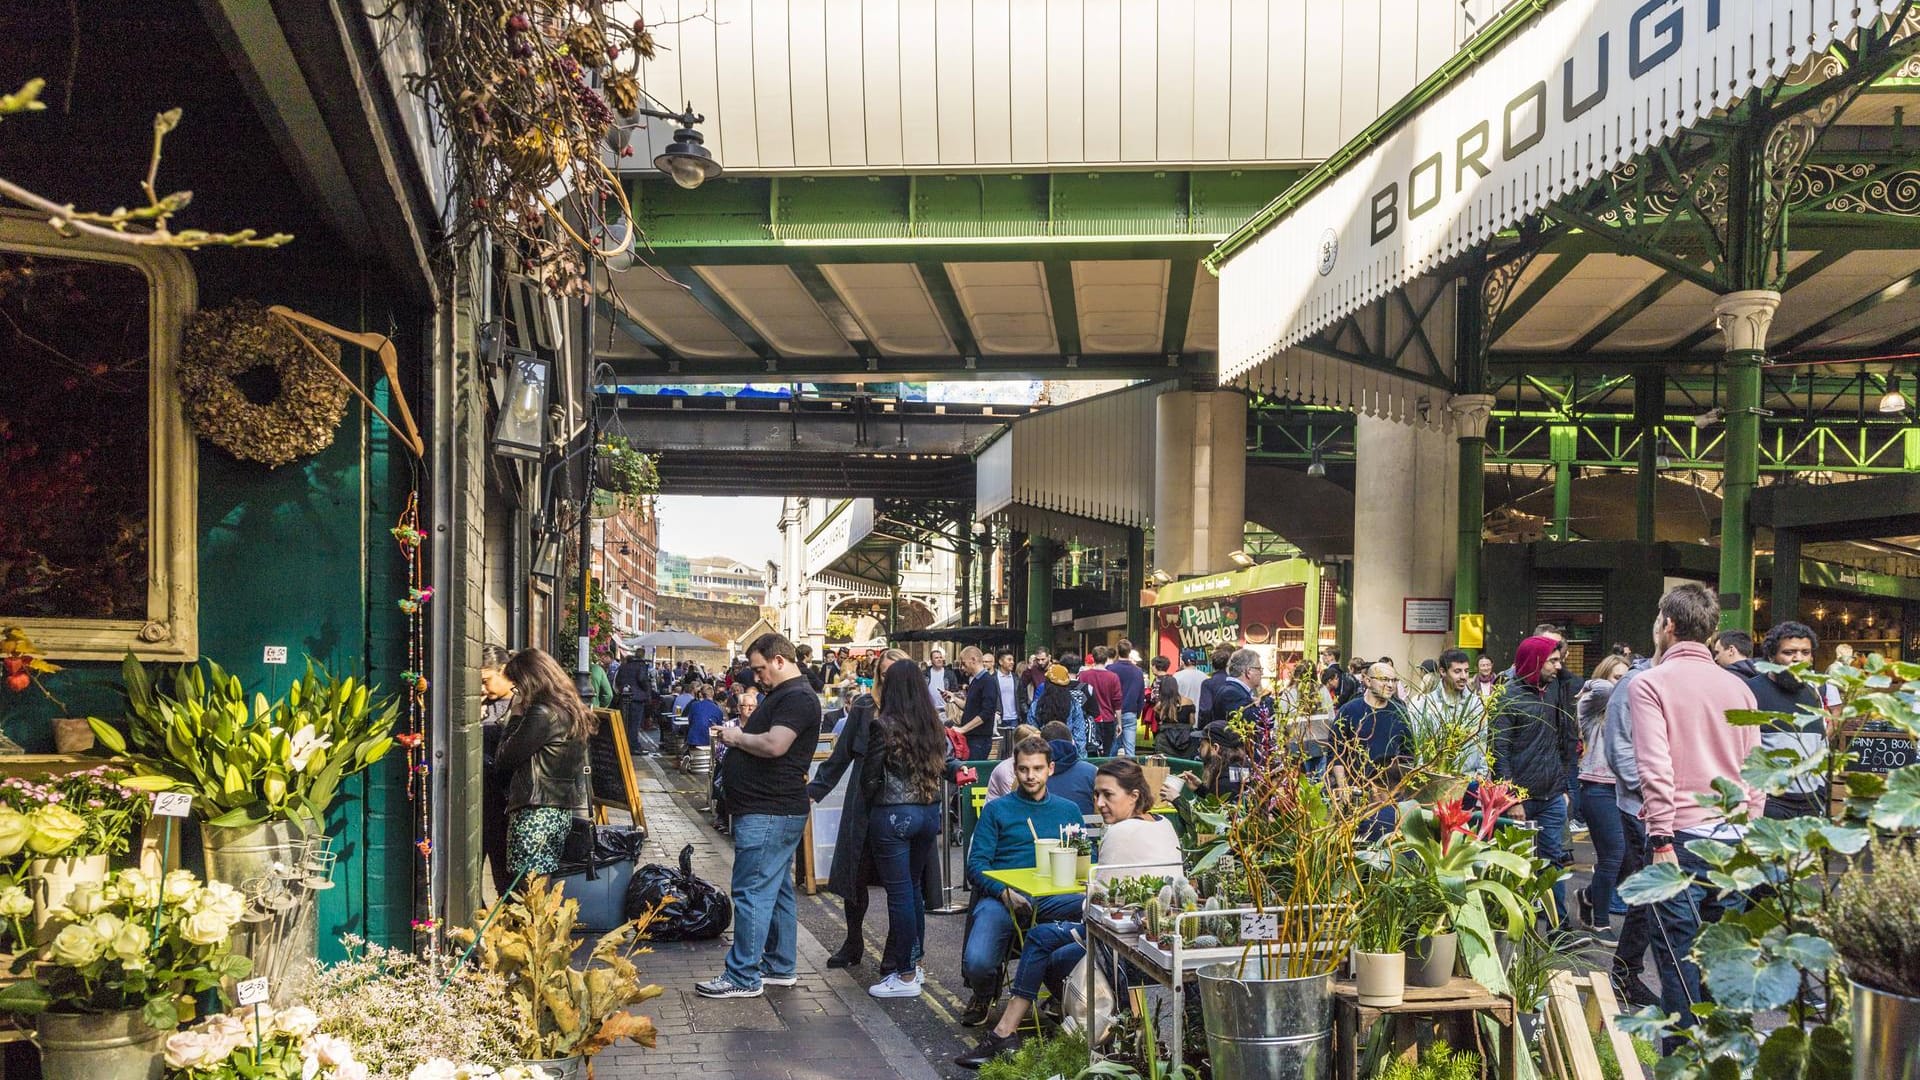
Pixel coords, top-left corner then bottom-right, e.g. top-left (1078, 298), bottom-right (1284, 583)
top-left (556, 820), bottom-right (648, 878)
top-left (625, 843), bottom-right (732, 940)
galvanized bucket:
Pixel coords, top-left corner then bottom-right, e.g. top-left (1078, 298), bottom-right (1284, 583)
top-left (35, 1008), bottom-right (164, 1080)
top-left (523, 1056), bottom-right (587, 1080)
top-left (1197, 958), bottom-right (1332, 1080)
top-left (201, 820), bottom-right (319, 996)
top-left (1851, 978), bottom-right (1920, 1080)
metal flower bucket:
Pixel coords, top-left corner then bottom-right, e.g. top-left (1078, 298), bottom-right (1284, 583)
top-left (201, 821), bottom-right (336, 998)
top-left (1851, 978), bottom-right (1920, 1080)
top-left (1197, 956), bottom-right (1333, 1080)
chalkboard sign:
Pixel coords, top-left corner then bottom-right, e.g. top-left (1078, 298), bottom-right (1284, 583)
top-left (587, 707), bottom-right (646, 827)
top-left (1843, 733), bottom-right (1917, 774)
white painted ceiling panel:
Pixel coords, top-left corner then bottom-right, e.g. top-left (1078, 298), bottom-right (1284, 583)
top-left (1769, 251), bottom-right (1920, 343)
top-left (1074, 260), bottom-right (1170, 353)
top-left (949, 262), bottom-right (1059, 355)
top-left (1185, 265), bottom-right (1220, 353)
top-left (819, 264), bottom-right (958, 356)
top-left (609, 268), bottom-right (754, 359)
top-left (626, 0), bottom-right (1472, 172)
top-left (1593, 279), bottom-right (1715, 351)
top-left (1500, 255), bottom-right (1666, 350)
top-left (696, 266), bottom-right (853, 357)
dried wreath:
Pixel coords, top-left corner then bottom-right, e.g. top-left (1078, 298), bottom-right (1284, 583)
top-left (176, 300), bottom-right (351, 468)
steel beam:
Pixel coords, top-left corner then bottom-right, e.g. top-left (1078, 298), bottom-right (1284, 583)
top-left (601, 396), bottom-right (1013, 456)
top-left (601, 352), bottom-right (1194, 383)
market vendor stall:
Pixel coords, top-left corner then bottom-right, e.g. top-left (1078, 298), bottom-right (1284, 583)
top-left (1147, 559), bottom-right (1330, 681)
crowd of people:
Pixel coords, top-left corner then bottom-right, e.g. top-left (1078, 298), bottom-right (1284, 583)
top-left (473, 584), bottom-right (1851, 1063)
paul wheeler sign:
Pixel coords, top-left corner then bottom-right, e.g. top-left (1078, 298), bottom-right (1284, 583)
top-left (1216, 0), bottom-right (1908, 380)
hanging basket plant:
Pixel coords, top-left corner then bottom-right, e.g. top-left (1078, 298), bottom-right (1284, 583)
top-left (594, 433), bottom-right (658, 515)
top-left (176, 300), bottom-right (351, 468)
top-left (398, 1), bottom-right (660, 294)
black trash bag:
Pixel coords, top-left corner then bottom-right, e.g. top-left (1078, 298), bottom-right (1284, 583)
top-left (556, 821), bottom-right (648, 880)
top-left (625, 843), bottom-right (732, 940)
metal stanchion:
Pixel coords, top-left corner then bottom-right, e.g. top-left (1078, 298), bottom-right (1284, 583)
top-left (931, 777), bottom-right (968, 913)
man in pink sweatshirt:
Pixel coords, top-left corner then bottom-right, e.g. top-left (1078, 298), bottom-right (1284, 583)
top-left (1626, 582), bottom-right (1761, 1041)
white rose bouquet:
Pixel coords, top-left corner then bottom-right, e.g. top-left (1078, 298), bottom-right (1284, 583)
top-left (163, 1004), bottom-right (367, 1080)
top-left (0, 867), bottom-right (251, 1029)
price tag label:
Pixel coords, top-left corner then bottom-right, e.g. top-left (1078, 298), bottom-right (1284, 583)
top-left (263, 646), bottom-right (288, 665)
top-left (1239, 913), bottom-right (1278, 942)
top-left (235, 977), bottom-right (270, 1007)
top-left (152, 792), bottom-right (193, 818)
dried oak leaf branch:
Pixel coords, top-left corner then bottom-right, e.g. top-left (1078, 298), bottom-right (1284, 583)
top-left (0, 78), bottom-right (292, 250)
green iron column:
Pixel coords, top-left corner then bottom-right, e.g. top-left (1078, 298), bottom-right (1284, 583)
top-left (1549, 425), bottom-right (1577, 542)
top-left (1712, 291), bottom-right (1780, 633)
top-left (1332, 559), bottom-right (1353, 659)
top-left (1634, 367), bottom-right (1662, 543)
top-left (1451, 395), bottom-right (1495, 653)
top-left (958, 538), bottom-right (973, 628)
top-left (1025, 537), bottom-right (1057, 655)
top-left (1126, 527), bottom-right (1147, 646)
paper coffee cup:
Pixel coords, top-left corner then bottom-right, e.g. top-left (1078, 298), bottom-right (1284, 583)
top-left (1163, 774), bottom-right (1187, 799)
top-left (1033, 838), bottom-right (1061, 868)
top-left (1049, 846), bottom-right (1079, 888)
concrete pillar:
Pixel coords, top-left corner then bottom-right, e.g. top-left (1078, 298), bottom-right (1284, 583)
top-left (804, 588), bottom-right (828, 652)
top-left (1153, 390), bottom-right (1247, 577)
top-left (1351, 415), bottom-right (1459, 664)
top-left (1714, 290), bottom-right (1780, 632)
top-left (1450, 394), bottom-right (1495, 656)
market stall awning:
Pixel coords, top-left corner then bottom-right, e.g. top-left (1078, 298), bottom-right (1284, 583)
top-left (1209, 0), bottom-right (1920, 413)
top-left (975, 381), bottom-right (1167, 546)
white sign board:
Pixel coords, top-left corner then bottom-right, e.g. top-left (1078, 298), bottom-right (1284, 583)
top-left (151, 792), bottom-right (194, 818)
top-left (236, 977), bottom-right (271, 1007)
top-left (804, 500), bottom-right (876, 579)
top-left (1217, 0), bottom-right (1907, 379)
top-left (262, 646), bottom-right (288, 665)
top-left (1403, 598), bottom-right (1453, 635)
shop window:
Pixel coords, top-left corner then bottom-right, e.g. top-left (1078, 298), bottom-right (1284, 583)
top-left (0, 212), bottom-right (198, 660)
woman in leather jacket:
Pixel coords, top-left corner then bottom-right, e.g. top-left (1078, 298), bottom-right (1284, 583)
top-left (494, 648), bottom-right (594, 880)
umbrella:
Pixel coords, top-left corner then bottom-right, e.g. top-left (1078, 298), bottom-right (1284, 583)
top-left (622, 627), bottom-right (722, 664)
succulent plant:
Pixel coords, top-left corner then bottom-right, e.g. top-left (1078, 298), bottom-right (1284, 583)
top-left (1191, 935), bottom-right (1222, 949)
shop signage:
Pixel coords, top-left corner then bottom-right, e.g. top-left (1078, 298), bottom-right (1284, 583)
top-left (1845, 733), bottom-right (1916, 774)
top-left (1152, 558), bottom-right (1315, 606)
top-left (804, 499), bottom-right (874, 579)
top-left (1403, 598), bottom-right (1452, 635)
top-left (1175, 598), bottom-right (1241, 652)
top-left (1217, 0), bottom-right (1906, 378)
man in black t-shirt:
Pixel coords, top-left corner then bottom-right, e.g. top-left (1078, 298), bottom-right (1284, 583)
top-left (697, 631), bottom-right (822, 999)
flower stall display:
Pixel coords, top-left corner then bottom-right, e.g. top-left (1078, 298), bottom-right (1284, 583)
top-left (448, 875), bottom-right (663, 1073)
top-left (160, 1005), bottom-right (554, 1080)
top-left (295, 937), bottom-right (521, 1080)
top-left (0, 766), bottom-right (152, 943)
top-left (0, 867), bottom-right (251, 1080)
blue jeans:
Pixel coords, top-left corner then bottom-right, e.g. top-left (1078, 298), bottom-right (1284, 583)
top-left (1652, 841), bottom-right (1742, 1043)
top-left (1578, 781), bottom-right (1625, 926)
top-left (961, 892), bottom-right (1084, 994)
top-left (1522, 795), bottom-right (1570, 924)
top-left (1009, 920), bottom-right (1085, 1001)
top-left (870, 802), bottom-right (940, 977)
top-left (723, 813), bottom-right (808, 990)
top-left (1613, 810), bottom-right (1653, 983)
top-left (1116, 713), bottom-right (1138, 756)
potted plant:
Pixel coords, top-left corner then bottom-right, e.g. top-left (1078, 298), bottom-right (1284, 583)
top-left (0, 867), bottom-right (251, 1080)
top-left (450, 875), bottom-right (664, 1079)
top-left (89, 656), bottom-right (399, 977)
top-left (1062, 824), bottom-right (1094, 880)
top-left (1827, 840), bottom-right (1920, 1078)
top-left (0, 768), bottom-right (151, 937)
top-left (1351, 860), bottom-right (1441, 1008)
top-left (295, 937), bottom-right (521, 1079)
top-left (1391, 794), bottom-right (1543, 992)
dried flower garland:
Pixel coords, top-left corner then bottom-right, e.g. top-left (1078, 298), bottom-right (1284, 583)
top-left (177, 301), bottom-right (351, 468)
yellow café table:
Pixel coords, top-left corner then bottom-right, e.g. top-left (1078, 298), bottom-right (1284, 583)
top-left (984, 865), bottom-right (1089, 899)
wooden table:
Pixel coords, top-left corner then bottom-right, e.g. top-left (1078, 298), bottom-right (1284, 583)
top-left (1332, 976), bottom-right (1519, 1080)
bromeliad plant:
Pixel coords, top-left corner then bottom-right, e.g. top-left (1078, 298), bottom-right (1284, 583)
top-left (1615, 655), bottom-right (1920, 1080)
top-left (0, 866), bottom-right (251, 1029)
top-left (89, 654), bottom-right (400, 833)
top-left (450, 875), bottom-right (664, 1060)
top-left (1390, 793), bottom-right (1557, 996)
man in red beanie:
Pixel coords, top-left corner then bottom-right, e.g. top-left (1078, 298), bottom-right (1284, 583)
top-left (1491, 634), bottom-right (1580, 923)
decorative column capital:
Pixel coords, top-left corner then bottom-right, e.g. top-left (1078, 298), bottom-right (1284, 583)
top-left (1448, 393), bottom-right (1497, 440)
top-left (1712, 290), bottom-right (1782, 355)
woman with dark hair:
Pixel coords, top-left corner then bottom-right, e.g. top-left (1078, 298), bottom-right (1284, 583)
top-left (958, 758), bottom-right (1181, 1067)
top-left (492, 648), bottom-right (594, 881)
top-left (808, 647), bottom-right (910, 968)
top-left (858, 653), bottom-right (951, 998)
top-left (479, 644), bottom-right (516, 898)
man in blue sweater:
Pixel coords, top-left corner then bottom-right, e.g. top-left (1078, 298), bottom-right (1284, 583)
top-left (959, 736), bottom-right (1085, 1027)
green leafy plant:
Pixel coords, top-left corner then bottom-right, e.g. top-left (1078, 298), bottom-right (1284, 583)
top-left (0, 867), bottom-right (251, 1029)
top-left (1094, 875), bottom-right (1171, 910)
top-left (450, 874), bottom-right (664, 1060)
top-left (1825, 838), bottom-right (1920, 998)
top-left (1353, 858), bottom-right (1443, 955)
top-left (1078, 1004), bottom-right (1197, 1080)
top-left (973, 1029), bottom-right (1089, 1080)
top-left (594, 434), bottom-right (659, 516)
top-left (1374, 1041), bottom-right (1482, 1080)
top-left (89, 654), bottom-right (400, 832)
top-left (1615, 655), bottom-right (1920, 1080)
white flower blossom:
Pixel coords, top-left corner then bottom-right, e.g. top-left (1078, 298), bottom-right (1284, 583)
top-left (290, 725), bottom-right (334, 773)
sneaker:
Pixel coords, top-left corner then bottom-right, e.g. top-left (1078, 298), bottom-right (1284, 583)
top-left (868, 972), bottom-right (924, 999)
top-left (1576, 887), bottom-right (1595, 928)
top-left (958, 990), bottom-right (994, 1027)
top-left (760, 973), bottom-right (799, 988)
top-left (1615, 974), bottom-right (1662, 1009)
top-left (695, 977), bottom-right (762, 999)
top-left (956, 1031), bottom-right (1024, 1069)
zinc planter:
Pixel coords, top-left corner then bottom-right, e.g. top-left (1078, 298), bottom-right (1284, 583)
top-left (35, 1008), bottom-right (165, 1080)
top-left (29, 854), bottom-right (110, 936)
top-left (1197, 957), bottom-right (1332, 1080)
top-left (1351, 950), bottom-right (1406, 1008)
top-left (201, 820), bottom-right (316, 996)
top-left (1405, 931), bottom-right (1457, 989)
top-left (523, 1056), bottom-right (587, 1080)
top-left (1850, 978), bottom-right (1920, 1080)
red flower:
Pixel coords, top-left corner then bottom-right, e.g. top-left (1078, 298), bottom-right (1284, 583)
top-left (1433, 799), bottom-right (1472, 853)
top-left (1476, 782), bottom-right (1521, 838)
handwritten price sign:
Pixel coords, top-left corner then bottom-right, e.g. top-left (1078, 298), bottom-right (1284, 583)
top-left (263, 646), bottom-right (288, 665)
top-left (1239, 913), bottom-right (1279, 942)
top-left (236, 977), bottom-right (270, 1007)
top-left (151, 792), bottom-right (193, 818)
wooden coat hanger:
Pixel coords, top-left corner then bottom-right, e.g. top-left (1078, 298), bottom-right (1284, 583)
top-left (266, 304), bottom-right (426, 459)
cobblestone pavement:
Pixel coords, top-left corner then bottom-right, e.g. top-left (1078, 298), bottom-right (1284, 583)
top-left (592, 759), bottom-right (948, 1080)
